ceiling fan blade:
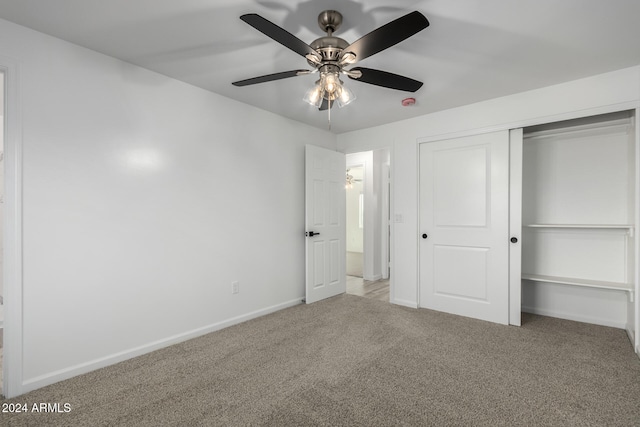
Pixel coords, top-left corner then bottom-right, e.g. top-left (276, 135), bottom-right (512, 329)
top-left (240, 14), bottom-right (320, 58)
top-left (232, 69), bottom-right (310, 86)
top-left (319, 98), bottom-right (334, 111)
top-left (342, 11), bottom-right (429, 63)
top-left (348, 67), bottom-right (423, 92)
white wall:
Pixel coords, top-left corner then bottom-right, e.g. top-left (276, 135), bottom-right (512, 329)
top-left (338, 66), bottom-right (640, 314)
top-left (0, 18), bottom-right (336, 396)
top-left (0, 70), bottom-right (3, 316)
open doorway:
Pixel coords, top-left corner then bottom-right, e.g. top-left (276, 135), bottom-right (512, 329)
top-left (345, 149), bottom-right (390, 302)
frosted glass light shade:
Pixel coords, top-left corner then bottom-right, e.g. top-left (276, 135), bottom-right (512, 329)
top-left (336, 85), bottom-right (356, 108)
top-left (303, 84), bottom-right (324, 107)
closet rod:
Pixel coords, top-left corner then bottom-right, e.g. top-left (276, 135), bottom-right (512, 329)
top-left (524, 118), bottom-right (632, 141)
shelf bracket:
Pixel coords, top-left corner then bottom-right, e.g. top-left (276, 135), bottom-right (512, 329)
top-left (629, 290), bottom-right (635, 303)
top-left (628, 228), bottom-right (634, 238)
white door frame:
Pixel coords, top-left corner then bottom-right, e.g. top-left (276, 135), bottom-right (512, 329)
top-left (1, 56), bottom-right (24, 398)
top-left (508, 129), bottom-right (523, 326)
top-left (380, 162), bottom-right (390, 280)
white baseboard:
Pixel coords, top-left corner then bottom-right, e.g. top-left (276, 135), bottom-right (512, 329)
top-left (363, 274), bottom-right (382, 282)
top-left (624, 325), bottom-right (640, 357)
top-left (522, 305), bottom-right (626, 329)
top-left (392, 298), bottom-right (418, 309)
top-left (625, 326), bottom-right (636, 350)
top-left (21, 298), bottom-right (303, 394)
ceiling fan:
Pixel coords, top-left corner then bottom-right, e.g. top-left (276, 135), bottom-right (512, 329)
top-left (232, 10), bottom-right (429, 112)
top-left (345, 168), bottom-right (363, 189)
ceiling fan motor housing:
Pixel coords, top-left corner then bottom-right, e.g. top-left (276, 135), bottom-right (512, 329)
top-left (307, 10), bottom-right (350, 66)
top-left (309, 36), bottom-right (349, 64)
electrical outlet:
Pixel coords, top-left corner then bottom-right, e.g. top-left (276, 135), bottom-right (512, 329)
top-left (232, 281), bottom-right (240, 294)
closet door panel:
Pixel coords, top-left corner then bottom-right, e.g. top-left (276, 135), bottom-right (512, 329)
top-left (419, 131), bottom-right (509, 325)
top-left (432, 145), bottom-right (488, 227)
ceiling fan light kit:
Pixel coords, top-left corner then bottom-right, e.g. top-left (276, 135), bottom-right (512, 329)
top-left (303, 65), bottom-right (356, 109)
top-left (232, 9), bottom-right (429, 124)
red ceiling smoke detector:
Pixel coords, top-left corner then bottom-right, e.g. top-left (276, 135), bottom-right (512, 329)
top-left (402, 97), bottom-right (416, 107)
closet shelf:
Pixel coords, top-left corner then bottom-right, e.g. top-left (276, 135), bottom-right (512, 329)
top-left (522, 273), bottom-right (633, 293)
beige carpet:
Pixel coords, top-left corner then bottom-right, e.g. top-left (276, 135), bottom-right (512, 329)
top-left (1, 294), bottom-right (640, 426)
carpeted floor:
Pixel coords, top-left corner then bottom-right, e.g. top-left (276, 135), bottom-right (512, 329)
top-left (1, 294), bottom-right (640, 426)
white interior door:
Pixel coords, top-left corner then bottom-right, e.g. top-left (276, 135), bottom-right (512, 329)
top-left (305, 145), bottom-right (346, 304)
top-left (419, 131), bottom-right (510, 324)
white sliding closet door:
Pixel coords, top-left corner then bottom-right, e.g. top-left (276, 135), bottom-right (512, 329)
top-left (419, 131), bottom-right (510, 324)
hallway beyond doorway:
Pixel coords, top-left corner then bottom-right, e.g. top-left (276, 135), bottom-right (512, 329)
top-left (346, 276), bottom-right (389, 302)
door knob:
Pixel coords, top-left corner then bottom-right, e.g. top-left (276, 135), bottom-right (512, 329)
top-left (510, 237), bottom-right (518, 243)
top-left (306, 231), bottom-right (320, 237)
top-left (422, 233), bottom-right (428, 239)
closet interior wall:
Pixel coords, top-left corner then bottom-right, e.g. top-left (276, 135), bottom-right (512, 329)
top-left (520, 110), bottom-right (636, 336)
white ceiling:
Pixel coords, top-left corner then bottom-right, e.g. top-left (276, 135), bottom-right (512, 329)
top-left (0, 0), bottom-right (638, 134)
